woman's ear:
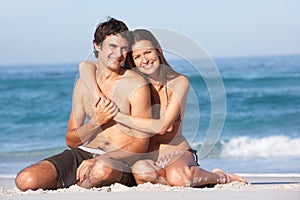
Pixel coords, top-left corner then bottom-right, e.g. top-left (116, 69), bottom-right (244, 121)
top-left (156, 44), bottom-right (162, 54)
top-left (156, 45), bottom-right (164, 64)
top-left (156, 47), bottom-right (163, 59)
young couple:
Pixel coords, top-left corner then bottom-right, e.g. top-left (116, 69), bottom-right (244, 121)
top-left (15, 17), bottom-right (246, 191)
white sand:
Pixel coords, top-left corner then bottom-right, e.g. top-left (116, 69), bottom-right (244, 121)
top-left (1, 174), bottom-right (300, 200)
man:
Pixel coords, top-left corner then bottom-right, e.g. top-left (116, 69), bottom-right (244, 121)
top-left (15, 17), bottom-right (151, 191)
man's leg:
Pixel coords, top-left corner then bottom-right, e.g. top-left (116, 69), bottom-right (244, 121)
top-left (131, 159), bottom-right (167, 185)
top-left (16, 148), bottom-right (93, 191)
top-left (15, 160), bottom-right (59, 191)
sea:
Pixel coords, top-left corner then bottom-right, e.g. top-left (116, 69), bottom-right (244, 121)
top-left (0, 55), bottom-right (299, 177)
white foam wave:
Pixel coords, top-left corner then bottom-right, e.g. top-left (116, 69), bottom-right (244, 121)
top-left (0, 174), bottom-right (16, 178)
top-left (220, 135), bottom-right (300, 157)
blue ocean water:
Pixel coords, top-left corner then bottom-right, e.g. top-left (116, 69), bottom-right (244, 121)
top-left (0, 55), bottom-right (299, 177)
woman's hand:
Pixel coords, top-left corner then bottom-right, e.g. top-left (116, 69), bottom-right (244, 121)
top-left (94, 97), bottom-right (119, 126)
top-left (93, 86), bottom-right (106, 106)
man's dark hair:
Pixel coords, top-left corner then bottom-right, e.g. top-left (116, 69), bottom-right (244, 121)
top-left (93, 17), bottom-right (131, 58)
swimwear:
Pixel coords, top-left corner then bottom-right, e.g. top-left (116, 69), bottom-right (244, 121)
top-left (155, 148), bottom-right (200, 168)
top-left (45, 146), bottom-right (136, 188)
top-left (45, 147), bottom-right (93, 188)
top-left (119, 161), bottom-right (137, 187)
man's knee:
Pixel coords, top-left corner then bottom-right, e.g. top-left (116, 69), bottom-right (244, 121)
top-left (15, 161), bottom-right (58, 191)
top-left (15, 169), bottom-right (35, 191)
top-left (166, 166), bottom-right (192, 187)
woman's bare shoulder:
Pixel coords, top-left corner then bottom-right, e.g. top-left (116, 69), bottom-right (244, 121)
top-left (167, 67), bottom-right (190, 86)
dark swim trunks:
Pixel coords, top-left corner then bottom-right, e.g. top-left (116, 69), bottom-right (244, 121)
top-left (44, 147), bottom-right (136, 188)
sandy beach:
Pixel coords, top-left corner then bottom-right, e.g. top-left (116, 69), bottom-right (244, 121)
top-left (1, 174), bottom-right (299, 200)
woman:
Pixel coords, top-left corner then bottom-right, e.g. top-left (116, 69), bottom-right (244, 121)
top-left (79, 29), bottom-right (247, 187)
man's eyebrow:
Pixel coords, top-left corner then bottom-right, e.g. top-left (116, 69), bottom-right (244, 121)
top-left (108, 43), bottom-right (118, 47)
top-left (108, 43), bottom-right (128, 48)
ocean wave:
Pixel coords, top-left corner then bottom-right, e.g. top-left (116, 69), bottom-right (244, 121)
top-left (1, 137), bottom-right (299, 159)
top-left (192, 135), bottom-right (300, 158)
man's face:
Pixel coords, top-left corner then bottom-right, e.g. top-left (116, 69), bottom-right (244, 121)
top-left (96, 34), bottom-right (129, 71)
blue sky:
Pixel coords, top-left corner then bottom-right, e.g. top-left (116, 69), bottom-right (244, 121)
top-left (0, 0), bottom-right (299, 65)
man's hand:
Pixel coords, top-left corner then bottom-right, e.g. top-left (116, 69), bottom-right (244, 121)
top-left (76, 158), bottom-right (97, 183)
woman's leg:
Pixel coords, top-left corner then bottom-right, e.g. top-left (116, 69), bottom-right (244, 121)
top-left (78, 157), bottom-right (124, 188)
top-left (165, 151), bottom-right (247, 187)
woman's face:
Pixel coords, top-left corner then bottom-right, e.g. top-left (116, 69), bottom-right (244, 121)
top-left (131, 40), bottom-right (160, 75)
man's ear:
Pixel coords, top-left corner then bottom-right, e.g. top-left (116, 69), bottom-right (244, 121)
top-left (94, 42), bottom-right (101, 51)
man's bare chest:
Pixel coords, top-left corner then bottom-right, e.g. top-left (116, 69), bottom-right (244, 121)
top-left (83, 83), bottom-right (130, 119)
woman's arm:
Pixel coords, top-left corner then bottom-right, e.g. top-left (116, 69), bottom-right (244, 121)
top-left (114, 75), bottom-right (190, 135)
top-left (78, 61), bottom-right (154, 138)
top-left (79, 61), bottom-right (107, 102)
top-left (79, 62), bottom-right (190, 136)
